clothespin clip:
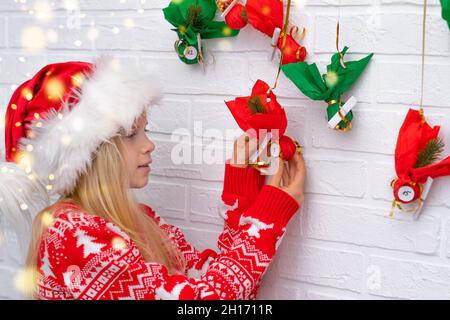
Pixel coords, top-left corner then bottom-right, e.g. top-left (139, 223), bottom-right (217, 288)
top-left (269, 27), bottom-right (282, 61)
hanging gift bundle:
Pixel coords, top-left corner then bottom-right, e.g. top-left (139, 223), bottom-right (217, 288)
top-left (163, 0), bottom-right (239, 65)
top-left (222, 0), bottom-right (304, 173)
top-left (225, 79), bottom-right (301, 173)
top-left (216, 0), bottom-right (307, 65)
top-left (281, 47), bottom-right (373, 131)
top-left (390, 109), bottom-right (450, 219)
top-left (389, 0), bottom-right (450, 220)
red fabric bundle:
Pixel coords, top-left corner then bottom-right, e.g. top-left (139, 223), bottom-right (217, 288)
top-left (221, 0), bottom-right (307, 65)
top-left (246, 0), bottom-right (284, 37)
top-left (393, 109), bottom-right (450, 203)
top-left (225, 80), bottom-right (297, 161)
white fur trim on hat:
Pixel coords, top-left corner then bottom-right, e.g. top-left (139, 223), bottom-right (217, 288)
top-left (19, 57), bottom-right (161, 196)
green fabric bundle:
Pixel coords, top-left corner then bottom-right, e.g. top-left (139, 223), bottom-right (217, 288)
top-left (442, 0), bottom-right (450, 28)
top-left (281, 47), bottom-right (373, 130)
top-left (163, 0), bottom-right (240, 64)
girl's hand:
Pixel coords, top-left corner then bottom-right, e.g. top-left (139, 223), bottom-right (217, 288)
top-left (267, 152), bottom-right (306, 205)
top-left (230, 133), bottom-right (259, 168)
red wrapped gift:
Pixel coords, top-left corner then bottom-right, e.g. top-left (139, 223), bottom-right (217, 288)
top-left (393, 109), bottom-right (450, 204)
top-left (246, 0), bottom-right (284, 37)
top-left (225, 79), bottom-right (298, 161)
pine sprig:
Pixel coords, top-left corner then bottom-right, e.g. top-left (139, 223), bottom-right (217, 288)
top-left (247, 96), bottom-right (267, 114)
top-left (415, 137), bottom-right (445, 168)
top-left (241, 8), bottom-right (248, 21)
top-left (186, 5), bottom-right (202, 27)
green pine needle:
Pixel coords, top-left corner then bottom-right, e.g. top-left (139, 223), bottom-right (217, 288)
top-left (247, 96), bottom-right (267, 114)
top-left (415, 137), bottom-right (445, 168)
top-left (241, 8), bottom-right (248, 21)
top-left (186, 5), bottom-right (202, 27)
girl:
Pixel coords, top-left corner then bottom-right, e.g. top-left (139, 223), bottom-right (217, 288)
top-left (2, 58), bottom-right (306, 300)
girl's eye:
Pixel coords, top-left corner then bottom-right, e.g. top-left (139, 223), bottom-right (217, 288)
top-left (144, 129), bottom-right (150, 133)
top-left (126, 132), bottom-right (137, 139)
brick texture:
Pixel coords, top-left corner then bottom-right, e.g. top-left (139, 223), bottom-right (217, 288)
top-left (0, 0), bottom-right (449, 300)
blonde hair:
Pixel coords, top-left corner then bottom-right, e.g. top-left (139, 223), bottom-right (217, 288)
top-left (25, 135), bottom-right (186, 298)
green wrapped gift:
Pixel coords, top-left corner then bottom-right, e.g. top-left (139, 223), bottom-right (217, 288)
top-left (442, 0), bottom-right (450, 28)
top-left (163, 0), bottom-right (240, 64)
top-left (281, 47), bottom-right (373, 131)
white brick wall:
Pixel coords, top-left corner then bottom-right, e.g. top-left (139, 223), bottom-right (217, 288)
top-left (0, 0), bottom-right (449, 300)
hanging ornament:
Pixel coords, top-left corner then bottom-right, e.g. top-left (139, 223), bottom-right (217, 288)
top-left (274, 26), bottom-right (307, 65)
top-left (217, 0), bottom-right (307, 65)
top-left (163, 0), bottom-right (239, 65)
top-left (281, 47), bottom-right (373, 131)
top-left (388, 0), bottom-right (449, 220)
top-left (390, 109), bottom-right (450, 219)
top-left (247, 0), bottom-right (307, 66)
top-left (216, 0), bottom-right (248, 30)
top-left (225, 80), bottom-right (301, 173)
top-left (441, 0), bottom-right (450, 28)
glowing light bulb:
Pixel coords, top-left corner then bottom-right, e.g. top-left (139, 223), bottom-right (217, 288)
top-left (21, 26), bottom-right (46, 52)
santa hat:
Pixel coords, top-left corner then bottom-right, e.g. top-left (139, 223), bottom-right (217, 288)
top-left (6, 57), bottom-right (161, 195)
top-left (0, 57), bottom-right (161, 254)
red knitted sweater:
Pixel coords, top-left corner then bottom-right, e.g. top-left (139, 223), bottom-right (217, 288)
top-left (36, 163), bottom-right (300, 300)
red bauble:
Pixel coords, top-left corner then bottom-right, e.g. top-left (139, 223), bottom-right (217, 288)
top-left (279, 136), bottom-right (296, 161)
top-left (225, 3), bottom-right (248, 30)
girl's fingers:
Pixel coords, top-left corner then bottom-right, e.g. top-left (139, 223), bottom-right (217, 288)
top-left (268, 158), bottom-right (284, 187)
top-left (247, 134), bottom-right (259, 157)
top-left (241, 132), bottom-right (259, 165)
top-left (296, 152), bottom-right (306, 171)
top-left (235, 133), bottom-right (248, 148)
top-left (232, 133), bottom-right (256, 166)
top-left (282, 161), bottom-right (290, 187)
top-left (291, 153), bottom-right (306, 188)
top-left (289, 155), bottom-right (296, 181)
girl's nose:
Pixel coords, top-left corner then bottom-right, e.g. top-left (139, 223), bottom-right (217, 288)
top-left (142, 136), bottom-right (155, 154)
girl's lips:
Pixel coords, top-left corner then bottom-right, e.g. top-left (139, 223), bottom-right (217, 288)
top-left (138, 160), bottom-right (151, 170)
top-left (138, 165), bottom-right (151, 172)
top-left (138, 160), bottom-right (152, 168)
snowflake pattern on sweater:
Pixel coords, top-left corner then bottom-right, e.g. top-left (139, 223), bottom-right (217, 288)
top-left (36, 164), bottom-right (299, 300)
